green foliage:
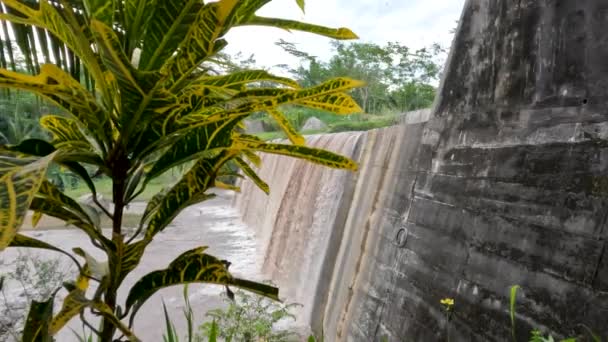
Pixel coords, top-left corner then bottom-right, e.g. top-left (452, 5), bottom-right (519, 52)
top-left (510, 285), bottom-right (520, 341)
top-left (197, 289), bottom-right (301, 342)
top-left (278, 39), bottom-right (444, 114)
top-left (0, 0), bottom-right (362, 340)
top-left (162, 300), bottom-right (179, 342)
top-left (508, 285), bottom-right (599, 342)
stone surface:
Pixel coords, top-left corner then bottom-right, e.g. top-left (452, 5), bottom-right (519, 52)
top-left (301, 117), bottom-right (328, 131)
top-left (235, 0), bottom-right (608, 340)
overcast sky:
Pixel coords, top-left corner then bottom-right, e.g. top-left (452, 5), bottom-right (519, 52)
top-left (224, 0), bottom-right (466, 72)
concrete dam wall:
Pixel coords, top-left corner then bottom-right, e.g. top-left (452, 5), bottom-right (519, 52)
top-left (235, 0), bottom-right (608, 340)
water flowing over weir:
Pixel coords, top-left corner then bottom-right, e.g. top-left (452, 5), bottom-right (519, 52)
top-left (235, 0), bottom-right (608, 340)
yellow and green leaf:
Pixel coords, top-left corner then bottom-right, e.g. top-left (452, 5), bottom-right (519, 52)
top-left (145, 151), bottom-right (237, 239)
top-left (90, 20), bottom-right (163, 134)
top-left (0, 0), bottom-right (108, 89)
top-left (145, 116), bottom-right (244, 182)
top-left (10, 234), bottom-right (82, 269)
top-left (233, 136), bottom-right (358, 171)
top-left (23, 296), bottom-right (55, 342)
top-left (297, 92), bottom-right (364, 114)
top-left (234, 157), bottom-right (269, 194)
top-left (0, 152), bottom-right (55, 250)
top-left (125, 246), bottom-right (279, 325)
top-left (140, 0), bottom-right (204, 70)
top-left (198, 70), bottom-right (299, 89)
top-left (242, 16), bottom-right (358, 40)
top-left (266, 108), bottom-right (305, 145)
top-left (40, 115), bottom-right (93, 151)
top-left (0, 65), bottom-right (110, 148)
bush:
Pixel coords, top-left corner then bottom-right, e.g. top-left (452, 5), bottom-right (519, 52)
top-left (0, 252), bottom-right (74, 341)
top-left (196, 290), bottom-right (301, 342)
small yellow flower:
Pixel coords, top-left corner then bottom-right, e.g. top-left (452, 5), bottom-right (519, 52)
top-left (440, 298), bottom-right (454, 307)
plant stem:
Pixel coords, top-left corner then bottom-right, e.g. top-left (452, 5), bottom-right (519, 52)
top-left (100, 152), bottom-right (128, 342)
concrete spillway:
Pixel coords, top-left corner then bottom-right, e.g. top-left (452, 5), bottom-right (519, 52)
top-left (234, 0), bottom-right (608, 340)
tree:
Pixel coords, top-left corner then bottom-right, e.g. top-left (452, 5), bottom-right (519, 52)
top-left (278, 39), bottom-right (445, 114)
top-left (0, 0), bottom-right (363, 341)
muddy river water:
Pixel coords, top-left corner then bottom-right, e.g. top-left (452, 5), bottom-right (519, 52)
top-left (1, 191), bottom-right (271, 341)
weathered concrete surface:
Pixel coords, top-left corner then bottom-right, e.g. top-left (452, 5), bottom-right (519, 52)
top-left (235, 0), bottom-right (608, 340)
top-left (235, 132), bottom-right (365, 334)
top-left (334, 0), bottom-right (608, 340)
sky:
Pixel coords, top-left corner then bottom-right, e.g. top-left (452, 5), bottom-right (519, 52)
top-left (224, 0), bottom-right (466, 72)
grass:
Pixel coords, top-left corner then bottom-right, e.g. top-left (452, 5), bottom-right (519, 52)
top-left (252, 108), bottom-right (398, 141)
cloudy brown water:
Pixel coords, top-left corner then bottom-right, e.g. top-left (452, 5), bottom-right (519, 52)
top-left (1, 190), bottom-right (270, 341)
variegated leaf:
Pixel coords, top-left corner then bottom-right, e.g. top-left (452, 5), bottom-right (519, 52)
top-left (125, 247), bottom-right (278, 325)
top-left (234, 136), bottom-right (358, 171)
top-left (297, 92), bottom-right (363, 114)
top-left (0, 152), bottom-right (55, 250)
top-left (23, 296), bottom-right (55, 342)
top-left (90, 20), bottom-right (163, 134)
top-left (242, 149), bottom-right (262, 167)
top-left (49, 287), bottom-right (139, 341)
top-left (266, 108), bottom-right (305, 145)
top-left (163, 0), bottom-right (271, 90)
top-left (145, 152), bottom-right (238, 239)
top-left (141, 0), bottom-right (209, 70)
top-left (0, 0), bottom-right (110, 99)
top-left (145, 116), bottom-right (244, 182)
top-left (214, 180), bottom-right (240, 192)
top-left (82, 0), bottom-right (115, 25)
top-left (235, 157), bottom-right (269, 194)
top-left (0, 65), bottom-right (110, 148)
top-left (125, 0), bottom-right (159, 56)
top-left (30, 182), bottom-right (112, 250)
top-left (242, 16), bottom-right (358, 40)
top-left (10, 234), bottom-right (82, 269)
top-left (40, 115), bottom-right (93, 151)
top-left (198, 70), bottom-right (299, 89)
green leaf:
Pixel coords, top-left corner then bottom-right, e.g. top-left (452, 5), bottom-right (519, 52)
top-left (510, 284), bottom-right (520, 340)
top-left (125, 0), bottom-right (159, 56)
top-left (40, 115), bottom-right (93, 151)
top-left (50, 288), bottom-right (140, 341)
top-left (90, 20), bottom-right (163, 133)
top-left (267, 108), bottom-right (305, 145)
top-left (296, 0), bottom-right (305, 13)
top-left (145, 116), bottom-right (243, 182)
top-left (23, 296), bottom-right (55, 342)
top-left (208, 320), bottom-right (218, 342)
top-left (29, 181), bottom-right (111, 250)
top-left (4, 138), bottom-right (102, 198)
top-left (198, 69), bottom-right (299, 89)
top-left (0, 0), bottom-right (110, 100)
top-left (9, 233), bottom-right (82, 268)
top-left (117, 240), bottom-right (148, 285)
top-left (0, 152), bottom-right (55, 250)
top-left (235, 157), bottom-right (269, 194)
top-left (297, 92), bottom-right (363, 114)
top-left (145, 151), bottom-right (236, 239)
top-left (82, 0), bottom-right (115, 25)
top-left (234, 136), bottom-right (358, 171)
top-left (242, 16), bottom-right (358, 40)
top-left (163, 0), bottom-right (271, 90)
top-left (140, 0), bottom-right (205, 70)
top-left (162, 300), bottom-right (178, 342)
top-left (125, 246), bottom-right (279, 325)
top-left (0, 65), bottom-right (110, 149)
